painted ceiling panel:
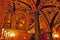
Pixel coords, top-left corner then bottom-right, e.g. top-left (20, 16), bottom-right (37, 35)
top-left (0, 0), bottom-right (60, 33)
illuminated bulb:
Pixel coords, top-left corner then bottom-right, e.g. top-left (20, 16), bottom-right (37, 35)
top-left (10, 33), bottom-right (15, 37)
top-left (53, 34), bottom-right (59, 38)
top-left (4, 31), bottom-right (6, 33)
top-left (28, 31), bottom-right (31, 33)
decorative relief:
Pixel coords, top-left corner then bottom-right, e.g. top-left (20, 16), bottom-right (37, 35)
top-left (3, 0), bottom-right (60, 33)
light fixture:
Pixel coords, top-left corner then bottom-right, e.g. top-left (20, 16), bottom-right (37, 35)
top-left (53, 33), bottom-right (59, 38)
top-left (9, 32), bottom-right (15, 37)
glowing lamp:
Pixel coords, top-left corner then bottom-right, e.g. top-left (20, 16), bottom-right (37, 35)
top-left (53, 33), bottom-right (59, 38)
top-left (9, 33), bottom-right (15, 37)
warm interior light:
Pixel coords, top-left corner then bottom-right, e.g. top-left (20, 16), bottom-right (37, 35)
top-left (4, 31), bottom-right (6, 33)
top-left (2, 28), bottom-right (5, 34)
top-left (53, 33), bottom-right (59, 38)
top-left (28, 31), bottom-right (31, 33)
top-left (18, 20), bottom-right (25, 27)
top-left (9, 33), bottom-right (15, 37)
top-left (19, 24), bottom-right (23, 27)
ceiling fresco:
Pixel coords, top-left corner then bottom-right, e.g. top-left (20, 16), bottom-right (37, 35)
top-left (0, 0), bottom-right (60, 40)
top-left (0, 0), bottom-right (60, 33)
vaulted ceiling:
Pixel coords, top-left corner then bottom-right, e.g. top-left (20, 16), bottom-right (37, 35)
top-left (0, 0), bottom-right (60, 33)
